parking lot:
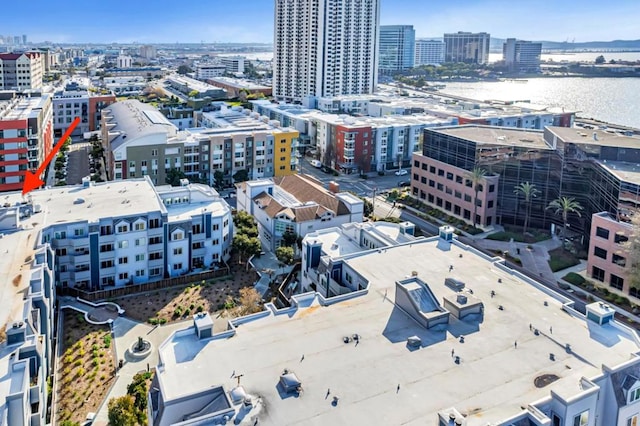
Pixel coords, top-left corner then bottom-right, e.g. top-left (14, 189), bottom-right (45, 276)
top-left (65, 142), bottom-right (91, 185)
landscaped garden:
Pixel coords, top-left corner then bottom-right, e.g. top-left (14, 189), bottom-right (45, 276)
top-left (56, 310), bottom-right (116, 425)
top-left (395, 193), bottom-right (483, 235)
top-left (115, 254), bottom-right (262, 326)
top-left (486, 226), bottom-right (551, 244)
top-left (547, 247), bottom-right (581, 272)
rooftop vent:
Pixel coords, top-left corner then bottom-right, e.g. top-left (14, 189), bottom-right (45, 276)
top-left (73, 198), bottom-right (85, 205)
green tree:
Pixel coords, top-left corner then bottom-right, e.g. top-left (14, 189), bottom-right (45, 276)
top-left (126, 372), bottom-right (152, 424)
top-left (232, 233), bottom-right (261, 264)
top-left (547, 196), bottom-right (583, 245)
top-left (275, 246), bottom-right (295, 266)
top-left (232, 169), bottom-right (249, 183)
top-left (467, 166), bottom-right (487, 228)
top-left (188, 90), bottom-right (199, 98)
top-left (282, 230), bottom-right (298, 247)
top-left (213, 170), bottom-right (225, 188)
top-left (513, 182), bottom-right (539, 235)
top-left (177, 65), bottom-right (193, 75)
top-left (60, 421), bottom-right (81, 426)
top-left (165, 168), bottom-right (187, 186)
top-left (60, 137), bottom-right (72, 153)
top-left (595, 55), bottom-right (606, 64)
top-left (233, 210), bottom-right (257, 230)
top-left (108, 395), bottom-right (138, 426)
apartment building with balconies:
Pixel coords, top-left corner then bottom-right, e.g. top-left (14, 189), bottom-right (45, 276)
top-left (33, 177), bottom-right (233, 291)
top-left (0, 95), bottom-right (53, 193)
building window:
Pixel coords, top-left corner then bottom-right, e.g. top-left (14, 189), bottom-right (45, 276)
top-left (616, 233), bottom-right (629, 244)
top-left (117, 224), bottom-right (128, 233)
top-left (631, 387), bottom-right (640, 403)
top-left (595, 227), bottom-right (610, 240)
top-left (446, 172), bottom-right (453, 181)
top-left (627, 415), bottom-right (638, 426)
top-left (612, 253), bottom-right (626, 267)
top-left (437, 183), bottom-right (444, 191)
top-left (118, 272), bottom-right (129, 280)
top-left (135, 254), bottom-right (145, 262)
top-left (118, 257), bottom-right (128, 264)
top-left (173, 263), bottom-right (183, 270)
top-left (135, 238), bottom-right (146, 246)
top-left (593, 246), bottom-right (607, 259)
top-left (488, 184), bottom-right (495, 193)
top-left (173, 248), bottom-right (183, 255)
top-left (134, 221), bottom-right (146, 231)
top-left (118, 241), bottom-right (128, 249)
top-left (437, 169), bottom-right (444, 177)
top-left (611, 274), bottom-right (624, 290)
top-left (592, 266), bottom-right (605, 282)
top-left (488, 200), bottom-right (494, 208)
top-left (149, 252), bottom-right (163, 260)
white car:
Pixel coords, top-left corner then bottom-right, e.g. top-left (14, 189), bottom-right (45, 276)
top-left (395, 169), bottom-right (408, 176)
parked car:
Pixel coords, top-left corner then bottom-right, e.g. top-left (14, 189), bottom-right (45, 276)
top-left (398, 181), bottom-right (410, 187)
top-left (395, 169), bottom-right (408, 176)
top-left (309, 159), bottom-right (322, 168)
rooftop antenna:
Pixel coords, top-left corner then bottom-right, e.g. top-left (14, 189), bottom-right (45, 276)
top-left (236, 373), bottom-right (244, 387)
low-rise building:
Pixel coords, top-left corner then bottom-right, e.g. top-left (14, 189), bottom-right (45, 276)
top-left (0, 95), bottom-right (53, 193)
top-left (308, 111), bottom-right (455, 173)
top-left (301, 221), bottom-right (419, 295)
top-left (149, 226), bottom-right (640, 425)
top-left (205, 76), bottom-right (271, 98)
top-left (0, 176), bottom-right (232, 290)
top-left (587, 212), bottom-right (633, 297)
top-left (103, 76), bottom-right (147, 96)
top-left (165, 75), bottom-right (227, 99)
top-left (102, 100), bottom-right (179, 184)
top-left (196, 63), bottom-right (227, 80)
top-left (52, 80), bottom-right (115, 137)
top-left (103, 101), bottom-right (300, 186)
top-left (236, 174), bottom-right (363, 251)
top-left (219, 56), bottom-right (245, 74)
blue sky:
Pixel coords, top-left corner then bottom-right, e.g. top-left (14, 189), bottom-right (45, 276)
top-left (4, 0), bottom-right (639, 44)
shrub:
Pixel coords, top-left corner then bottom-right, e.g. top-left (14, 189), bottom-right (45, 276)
top-left (562, 272), bottom-right (586, 286)
top-left (103, 334), bottom-right (112, 348)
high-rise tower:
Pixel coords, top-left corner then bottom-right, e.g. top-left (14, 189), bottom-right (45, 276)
top-left (273, 0), bottom-right (380, 103)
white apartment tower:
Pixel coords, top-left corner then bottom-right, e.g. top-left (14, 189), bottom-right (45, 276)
top-left (273, 0), bottom-right (380, 103)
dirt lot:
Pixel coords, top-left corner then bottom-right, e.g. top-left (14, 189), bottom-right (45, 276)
top-left (56, 310), bottom-right (116, 424)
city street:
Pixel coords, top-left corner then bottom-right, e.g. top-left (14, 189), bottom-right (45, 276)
top-left (298, 158), bottom-right (409, 198)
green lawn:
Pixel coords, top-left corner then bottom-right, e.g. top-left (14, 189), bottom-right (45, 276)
top-left (548, 248), bottom-right (580, 272)
top-left (486, 228), bottom-right (550, 244)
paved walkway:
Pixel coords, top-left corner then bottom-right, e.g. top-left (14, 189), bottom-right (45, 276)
top-left (92, 317), bottom-right (193, 424)
top-left (470, 237), bottom-right (563, 283)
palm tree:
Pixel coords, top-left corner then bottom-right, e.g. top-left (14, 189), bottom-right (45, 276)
top-left (467, 166), bottom-right (486, 228)
top-left (513, 182), bottom-right (539, 235)
top-left (547, 197), bottom-right (583, 244)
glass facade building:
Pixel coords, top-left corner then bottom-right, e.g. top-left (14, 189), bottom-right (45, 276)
top-left (413, 126), bottom-right (640, 240)
top-left (379, 25), bottom-right (416, 74)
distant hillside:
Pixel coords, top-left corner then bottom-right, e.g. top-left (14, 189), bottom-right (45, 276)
top-left (490, 37), bottom-right (640, 52)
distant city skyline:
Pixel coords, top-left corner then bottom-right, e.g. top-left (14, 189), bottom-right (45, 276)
top-left (2, 0), bottom-right (639, 44)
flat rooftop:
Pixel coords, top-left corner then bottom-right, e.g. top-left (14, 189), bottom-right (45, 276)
top-left (156, 238), bottom-right (639, 425)
top-left (598, 160), bottom-right (640, 186)
top-left (23, 179), bottom-right (165, 225)
top-left (547, 126), bottom-right (640, 149)
top-left (434, 125), bottom-right (549, 148)
top-left (0, 96), bottom-right (48, 121)
top-left (207, 76), bottom-right (270, 90)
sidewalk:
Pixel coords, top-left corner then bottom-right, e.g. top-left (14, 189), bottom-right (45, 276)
top-left (92, 318), bottom-right (192, 424)
top-left (471, 237), bottom-right (562, 283)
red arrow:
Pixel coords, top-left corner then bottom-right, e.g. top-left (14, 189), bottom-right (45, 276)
top-left (22, 117), bottom-right (81, 196)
